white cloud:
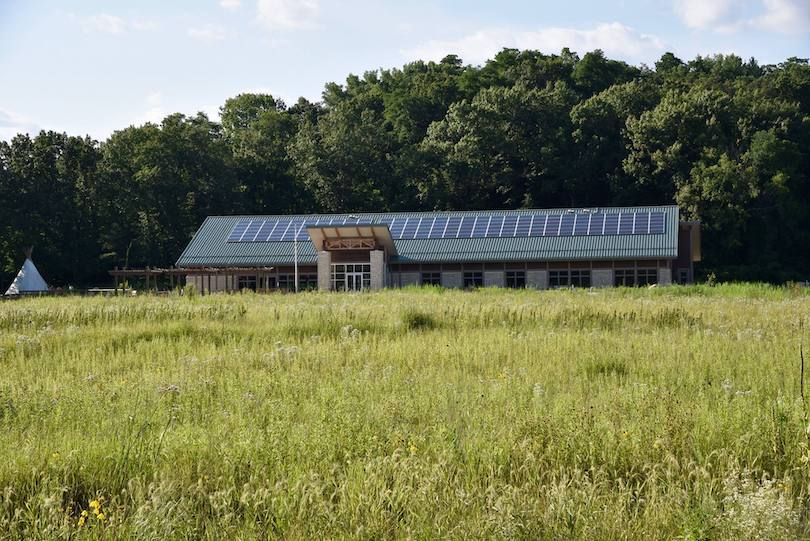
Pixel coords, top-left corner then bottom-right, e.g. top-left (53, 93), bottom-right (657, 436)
top-left (0, 109), bottom-right (41, 141)
top-left (673, 0), bottom-right (737, 29)
top-left (256, 0), bottom-right (319, 29)
top-left (74, 13), bottom-right (158, 34)
top-left (187, 23), bottom-right (228, 41)
top-left (219, 0), bottom-right (242, 9)
top-left (79, 13), bottom-right (126, 34)
top-left (754, 0), bottom-right (810, 33)
top-left (402, 23), bottom-right (665, 66)
top-left (132, 20), bottom-right (159, 32)
top-left (673, 0), bottom-right (809, 33)
top-left (132, 92), bottom-right (166, 126)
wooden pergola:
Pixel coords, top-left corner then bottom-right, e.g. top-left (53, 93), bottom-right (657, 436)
top-left (108, 266), bottom-right (277, 294)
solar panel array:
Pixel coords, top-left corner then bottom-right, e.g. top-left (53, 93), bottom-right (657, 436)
top-left (226, 211), bottom-right (667, 242)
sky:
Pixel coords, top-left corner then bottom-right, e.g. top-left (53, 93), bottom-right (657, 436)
top-left (0, 0), bottom-right (808, 141)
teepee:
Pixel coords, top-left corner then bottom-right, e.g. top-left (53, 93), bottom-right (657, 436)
top-left (4, 248), bottom-right (49, 295)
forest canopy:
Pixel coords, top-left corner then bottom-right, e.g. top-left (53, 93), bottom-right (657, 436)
top-left (1, 49), bottom-right (808, 286)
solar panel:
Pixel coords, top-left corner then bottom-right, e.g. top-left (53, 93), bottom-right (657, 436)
top-left (225, 211), bottom-right (668, 242)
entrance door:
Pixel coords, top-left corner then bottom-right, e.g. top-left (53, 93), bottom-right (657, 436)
top-left (346, 272), bottom-right (365, 292)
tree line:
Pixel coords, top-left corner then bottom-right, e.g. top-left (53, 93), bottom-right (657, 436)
top-left (1, 49), bottom-right (808, 287)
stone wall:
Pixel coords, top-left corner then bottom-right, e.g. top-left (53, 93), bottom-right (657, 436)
top-left (399, 272), bottom-right (420, 287)
top-left (592, 269), bottom-right (613, 288)
top-left (441, 271), bottom-right (462, 289)
top-left (526, 270), bottom-right (548, 289)
top-left (484, 271), bottom-right (505, 288)
top-left (317, 251), bottom-right (332, 291)
top-left (369, 250), bottom-right (385, 290)
top-left (658, 267), bottom-right (672, 286)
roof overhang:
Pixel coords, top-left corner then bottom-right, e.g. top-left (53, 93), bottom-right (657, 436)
top-left (306, 224), bottom-right (397, 255)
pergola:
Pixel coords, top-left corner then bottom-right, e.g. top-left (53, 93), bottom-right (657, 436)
top-left (108, 266), bottom-right (277, 294)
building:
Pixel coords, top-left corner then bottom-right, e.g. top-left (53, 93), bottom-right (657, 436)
top-left (176, 205), bottom-right (700, 293)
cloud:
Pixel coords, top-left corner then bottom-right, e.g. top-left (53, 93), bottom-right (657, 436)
top-left (219, 0), bottom-right (242, 9)
top-left (753, 0), bottom-right (810, 33)
top-left (187, 23), bottom-right (228, 41)
top-left (0, 109), bottom-right (41, 141)
top-left (673, 0), bottom-right (809, 33)
top-left (256, 0), bottom-right (319, 30)
top-left (673, 0), bottom-right (737, 29)
top-left (132, 92), bottom-right (166, 126)
top-left (402, 23), bottom-right (665, 66)
top-left (79, 13), bottom-right (126, 34)
top-left (74, 13), bottom-right (158, 34)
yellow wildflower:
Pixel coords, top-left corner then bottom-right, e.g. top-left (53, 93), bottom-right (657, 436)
top-left (81, 510), bottom-right (88, 517)
top-left (89, 499), bottom-right (100, 510)
top-left (96, 512), bottom-right (106, 521)
top-left (78, 516), bottom-right (85, 527)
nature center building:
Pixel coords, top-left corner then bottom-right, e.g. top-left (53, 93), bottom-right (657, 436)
top-left (177, 206), bottom-right (700, 293)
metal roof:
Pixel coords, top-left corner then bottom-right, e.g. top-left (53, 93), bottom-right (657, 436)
top-left (176, 206), bottom-right (680, 267)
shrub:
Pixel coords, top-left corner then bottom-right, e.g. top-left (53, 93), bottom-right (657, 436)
top-left (401, 309), bottom-right (439, 331)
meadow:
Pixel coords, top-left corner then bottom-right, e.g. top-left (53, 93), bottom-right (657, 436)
top-left (0, 285), bottom-right (808, 539)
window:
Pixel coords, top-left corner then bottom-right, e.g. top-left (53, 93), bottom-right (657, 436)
top-left (678, 269), bottom-right (689, 284)
top-left (505, 271), bottom-right (526, 289)
top-left (549, 270), bottom-right (569, 288)
top-left (277, 274), bottom-right (318, 291)
top-left (550, 270), bottom-right (591, 288)
top-left (421, 272), bottom-right (442, 286)
top-left (331, 264), bottom-right (371, 291)
top-left (614, 269), bottom-right (635, 287)
top-left (614, 269), bottom-right (658, 287)
top-left (463, 271), bottom-right (483, 288)
top-left (238, 275), bottom-right (257, 291)
top-left (570, 270), bottom-right (591, 288)
top-left (259, 276), bottom-right (276, 290)
top-left (636, 269), bottom-right (658, 286)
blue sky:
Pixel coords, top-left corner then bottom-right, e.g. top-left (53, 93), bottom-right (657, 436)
top-left (0, 0), bottom-right (808, 141)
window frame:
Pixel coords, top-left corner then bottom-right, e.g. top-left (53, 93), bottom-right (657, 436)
top-left (505, 270), bottom-right (526, 289)
top-left (463, 271), bottom-right (483, 289)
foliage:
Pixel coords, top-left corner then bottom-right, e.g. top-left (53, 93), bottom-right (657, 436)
top-left (1, 52), bottom-right (809, 286)
top-left (0, 287), bottom-right (809, 538)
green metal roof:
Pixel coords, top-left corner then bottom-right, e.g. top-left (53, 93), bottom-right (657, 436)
top-left (176, 206), bottom-right (680, 267)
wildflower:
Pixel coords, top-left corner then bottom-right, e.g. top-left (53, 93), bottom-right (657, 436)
top-left (409, 443), bottom-right (418, 455)
top-left (96, 512), bottom-right (105, 521)
top-left (89, 499), bottom-right (100, 511)
top-left (78, 516), bottom-right (85, 526)
top-left (51, 452), bottom-right (60, 460)
top-left (81, 510), bottom-right (88, 517)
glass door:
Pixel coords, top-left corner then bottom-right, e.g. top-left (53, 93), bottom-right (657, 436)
top-left (346, 272), bottom-right (364, 292)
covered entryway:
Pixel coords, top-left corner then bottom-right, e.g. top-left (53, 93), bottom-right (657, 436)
top-left (307, 224), bottom-right (396, 291)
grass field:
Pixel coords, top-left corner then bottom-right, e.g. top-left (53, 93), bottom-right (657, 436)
top-left (0, 285), bottom-right (809, 539)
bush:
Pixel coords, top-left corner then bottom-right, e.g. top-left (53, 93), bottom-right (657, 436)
top-left (401, 309), bottom-right (439, 331)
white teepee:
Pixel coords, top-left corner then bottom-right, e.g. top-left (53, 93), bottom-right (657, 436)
top-left (4, 248), bottom-right (49, 295)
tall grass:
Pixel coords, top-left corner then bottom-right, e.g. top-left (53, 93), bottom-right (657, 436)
top-left (0, 286), bottom-right (808, 539)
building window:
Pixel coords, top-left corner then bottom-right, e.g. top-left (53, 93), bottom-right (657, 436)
top-left (550, 270), bottom-right (591, 288)
top-left (463, 271), bottom-right (483, 288)
top-left (421, 272), bottom-right (442, 286)
top-left (549, 270), bottom-right (569, 288)
top-left (238, 275), bottom-right (257, 291)
top-left (570, 270), bottom-right (591, 288)
top-left (259, 276), bottom-right (276, 290)
top-left (678, 269), bottom-right (689, 284)
top-left (636, 269), bottom-right (658, 286)
top-left (614, 269), bottom-right (634, 287)
top-left (614, 269), bottom-right (658, 287)
top-left (505, 271), bottom-right (526, 288)
top-left (278, 274), bottom-right (318, 291)
top-left (331, 264), bottom-right (371, 291)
